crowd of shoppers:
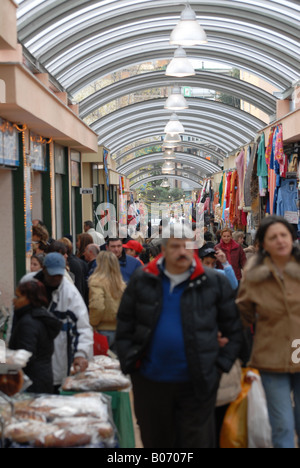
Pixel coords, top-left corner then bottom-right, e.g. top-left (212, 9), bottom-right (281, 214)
top-left (6, 214), bottom-right (300, 449)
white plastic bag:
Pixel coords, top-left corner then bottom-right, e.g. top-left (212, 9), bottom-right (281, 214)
top-left (247, 373), bottom-right (273, 448)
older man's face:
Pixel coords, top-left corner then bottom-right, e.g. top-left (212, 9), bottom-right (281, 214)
top-left (162, 238), bottom-right (194, 274)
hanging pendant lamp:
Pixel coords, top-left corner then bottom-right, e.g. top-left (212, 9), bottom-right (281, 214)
top-left (164, 87), bottom-right (188, 110)
top-left (164, 113), bottom-right (185, 135)
top-left (170, 4), bottom-right (207, 46)
top-left (164, 132), bottom-right (182, 144)
top-left (163, 148), bottom-right (176, 159)
top-left (160, 178), bottom-right (170, 188)
top-left (165, 46), bottom-right (195, 77)
top-left (162, 161), bottom-right (175, 174)
top-left (163, 152), bottom-right (176, 160)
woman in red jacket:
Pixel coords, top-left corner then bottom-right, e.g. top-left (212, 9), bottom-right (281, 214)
top-left (215, 228), bottom-right (247, 281)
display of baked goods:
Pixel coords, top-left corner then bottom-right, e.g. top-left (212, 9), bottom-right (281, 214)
top-left (70, 355), bottom-right (121, 374)
top-left (0, 370), bottom-right (24, 397)
top-left (0, 393), bottom-right (116, 448)
top-left (62, 368), bottom-right (131, 392)
top-left (0, 349), bottom-right (32, 396)
top-left (90, 355), bottom-right (121, 370)
top-left (64, 355), bottom-right (130, 392)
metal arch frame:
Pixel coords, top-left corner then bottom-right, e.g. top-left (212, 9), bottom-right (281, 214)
top-left (56, 39), bottom-right (296, 93)
top-left (91, 99), bottom-right (266, 153)
top-left (93, 98), bottom-right (266, 135)
top-left (115, 141), bottom-right (226, 163)
top-left (110, 129), bottom-right (234, 156)
top-left (59, 43), bottom-right (295, 96)
top-left (118, 153), bottom-right (223, 178)
top-left (129, 168), bottom-right (204, 186)
top-left (16, 2), bottom-right (300, 93)
top-left (79, 70), bottom-right (277, 118)
top-left (130, 174), bottom-right (202, 190)
top-left (37, 22), bottom-right (298, 75)
top-left (17, 1), bottom-right (300, 45)
top-left (17, 1), bottom-right (299, 61)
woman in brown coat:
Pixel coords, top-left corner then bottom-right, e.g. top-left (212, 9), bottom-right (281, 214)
top-left (236, 216), bottom-right (300, 448)
top-left (88, 251), bottom-right (126, 348)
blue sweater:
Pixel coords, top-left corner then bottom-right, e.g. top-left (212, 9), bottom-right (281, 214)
top-left (119, 254), bottom-right (141, 283)
top-left (140, 275), bottom-right (190, 382)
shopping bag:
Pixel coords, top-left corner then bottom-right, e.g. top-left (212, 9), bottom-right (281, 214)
top-left (220, 368), bottom-right (257, 448)
top-left (247, 374), bottom-right (272, 448)
top-left (93, 331), bottom-right (109, 356)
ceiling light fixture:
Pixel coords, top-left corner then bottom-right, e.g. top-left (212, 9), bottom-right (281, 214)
top-left (160, 178), bottom-right (170, 188)
top-left (170, 3), bottom-right (207, 46)
top-left (165, 46), bottom-right (196, 77)
top-left (163, 152), bottom-right (176, 160)
top-left (164, 132), bottom-right (182, 144)
top-left (162, 161), bottom-right (175, 174)
top-left (164, 86), bottom-right (188, 110)
top-left (164, 113), bottom-right (185, 135)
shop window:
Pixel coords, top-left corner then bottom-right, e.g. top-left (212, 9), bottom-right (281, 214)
top-left (0, 118), bottom-right (19, 167)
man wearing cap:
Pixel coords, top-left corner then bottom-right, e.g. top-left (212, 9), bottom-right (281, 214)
top-left (123, 240), bottom-right (144, 265)
top-left (20, 252), bottom-right (93, 392)
top-left (198, 246), bottom-right (238, 291)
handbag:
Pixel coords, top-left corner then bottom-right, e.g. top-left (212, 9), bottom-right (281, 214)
top-left (93, 331), bottom-right (109, 356)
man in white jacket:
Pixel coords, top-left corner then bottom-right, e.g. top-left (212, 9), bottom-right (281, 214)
top-left (20, 252), bottom-right (93, 391)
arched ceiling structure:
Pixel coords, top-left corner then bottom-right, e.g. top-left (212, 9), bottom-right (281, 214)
top-left (130, 170), bottom-right (204, 190)
top-left (91, 99), bottom-right (266, 153)
top-left (79, 70), bottom-right (277, 118)
top-left (16, 0), bottom-right (300, 189)
top-left (131, 175), bottom-right (203, 190)
top-left (116, 141), bottom-right (225, 164)
top-left (118, 152), bottom-right (221, 177)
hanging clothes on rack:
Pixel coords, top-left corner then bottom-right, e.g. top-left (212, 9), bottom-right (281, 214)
top-left (236, 149), bottom-right (245, 210)
top-left (257, 133), bottom-right (268, 197)
top-left (229, 170), bottom-right (238, 226)
top-left (244, 144), bottom-right (257, 208)
top-left (276, 179), bottom-right (300, 230)
top-left (265, 127), bottom-right (277, 215)
top-left (225, 172), bottom-right (232, 209)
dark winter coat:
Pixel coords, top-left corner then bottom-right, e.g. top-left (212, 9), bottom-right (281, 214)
top-left (9, 305), bottom-right (62, 393)
top-left (115, 255), bottom-right (243, 402)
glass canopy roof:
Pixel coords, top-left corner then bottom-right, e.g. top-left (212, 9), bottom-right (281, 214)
top-left (15, 0), bottom-right (300, 186)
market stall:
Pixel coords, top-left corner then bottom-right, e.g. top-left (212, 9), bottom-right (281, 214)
top-left (0, 351), bottom-right (135, 448)
top-left (200, 123), bottom-right (300, 241)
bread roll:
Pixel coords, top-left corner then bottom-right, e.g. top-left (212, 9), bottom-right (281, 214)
top-left (0, 371), bottom-right (24, 396)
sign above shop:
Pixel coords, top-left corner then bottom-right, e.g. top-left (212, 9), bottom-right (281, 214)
top-left (80, 188), bottom-right (94, 195)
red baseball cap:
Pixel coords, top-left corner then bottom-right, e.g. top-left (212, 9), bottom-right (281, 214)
top-left (123, 240), bottom-right (143, 253)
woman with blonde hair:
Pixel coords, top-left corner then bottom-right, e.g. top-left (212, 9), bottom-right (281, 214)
top-left (88, 251), bottom-right (126, 348)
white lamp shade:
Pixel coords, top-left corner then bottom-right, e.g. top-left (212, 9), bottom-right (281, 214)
top-left (163, 152), bottom-right (176, 160)
top-left (160, 178), bottom-right (170, 188)
top-left (162, 161), bottom-right (175, 174)
top-left (163, 148), bottom-right (176, 158)
top-left (164, 87), bottom-right (188, 110)
top-left (162, 143), bottom-right (178, 151)
top-left (170, 5), bottom-right (207, 46)
top-left (164, 113), bottom-right (185, 134)
top-left (164, 132), bottom-right (181, 143)
top-left (165, 46), bottom-right (195, 77)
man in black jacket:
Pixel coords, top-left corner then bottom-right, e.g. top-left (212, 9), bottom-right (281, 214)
top-left (115, 226), bottom-right (242, 448)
